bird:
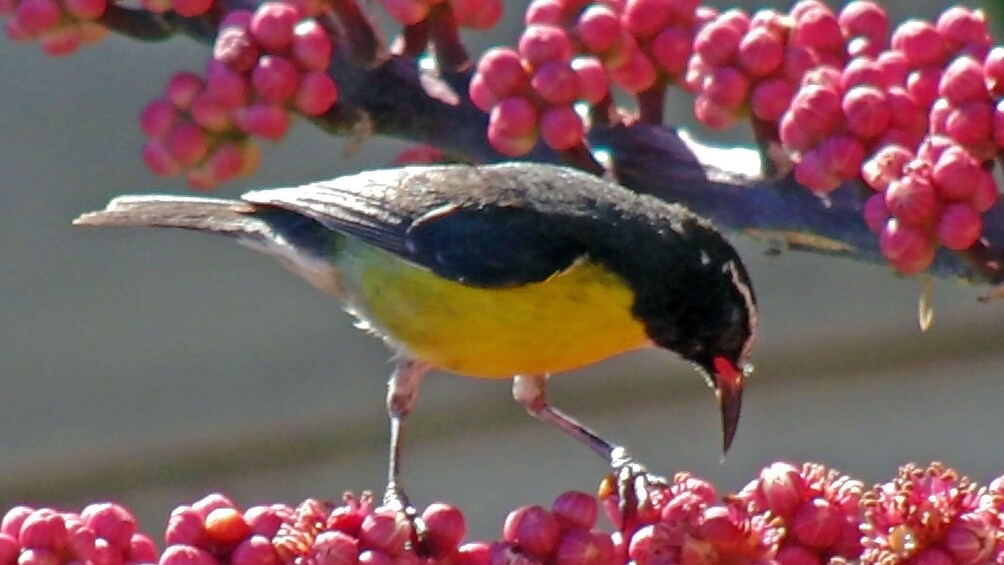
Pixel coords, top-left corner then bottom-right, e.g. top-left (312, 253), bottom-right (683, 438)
top-left (74, 162), bottom-right (757, 515)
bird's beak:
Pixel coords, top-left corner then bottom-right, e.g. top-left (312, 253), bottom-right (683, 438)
top-left (712, 356), bottom-right (744, 454)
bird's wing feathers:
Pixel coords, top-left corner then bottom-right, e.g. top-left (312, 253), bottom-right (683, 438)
top-left (243, 168), bottom-right (586, 288)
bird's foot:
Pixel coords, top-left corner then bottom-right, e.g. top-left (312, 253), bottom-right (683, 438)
top-left (599, 447), bottom-right (668, 534)
top-left (382, 482), bottom-right (429, 555)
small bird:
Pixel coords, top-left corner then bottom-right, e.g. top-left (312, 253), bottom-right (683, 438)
top-left (75, 162), bottom-right (756, 512)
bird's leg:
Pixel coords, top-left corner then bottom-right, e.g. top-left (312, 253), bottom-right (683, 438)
top-left (383, 358), bottom-right (431, 515)
top-left (512, 374), bottom-right (666, 529)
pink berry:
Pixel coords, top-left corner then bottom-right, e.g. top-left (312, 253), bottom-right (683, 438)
top-left (946, 101), bottom-right (992, 146)
top-left (231, 535), bottom-right (279, 565)
top-left (166, 72), bottom-right (205, 110)
top-left (554, 530), bottom-right (614, 565)
top-left (776, 544), bottom-right (822, 565)
top-left (142, 139), bottom-right (181, 176)
top-left (694, 95), bottom-right (737, 130)
top-left (165, 507), bottom-right (207, 546)
top-left (791, 7), bottom-right (843, 53)
top-left (841, 57), bottom-right (887, 90)
top-left (650, 27), bottom-right (691, 76)
top-left (842, 85), bottom-right (889, 139)
top-left (249, 1), bottom-right (301, 52)
top-left (886, 86), bottom-right (926, 138)
top-left (936, 6), bottom-right (990, 54)
top-left (214, 27), bottom-right (260, 73)
top-left (14, 0), bottom-right (59, 35)
top-left (792, 499), bottom-right (842, 549)
top-left (128, 533), bottom-right (158, 562)
top-left (906, 67), bottom-right (942, 109)
top-left (885, 173), bottom-right (939, 227)
top-left (552, 491), bottom-right (598, 531)
top-left (939, 55), bottom-right (988, 105)
top-left (608, 48), bottom-right (656, 93)
top-left (421, 504), bottom-right (466, 557)
top-left (970, 169), bottom-right (999, 213)
top-left (839, 1), bottom-right (888, 41)
top-left (788, 84), bottom-right (842, 143)
top-left (795, 149), bottom-right (841, 194)
top-left (880, 219), bottom-right (935, 273)
top-left (63, 0), bottom-right (105, 20)
top-left (519, 24), bottom-right (573, 68)
top-left (539, 106), bottom-right (583, 150)
top-left (574, 4), bottom-right (619, 54)
top-left (252, 55), bottom-right (300, 103)
top-left (294, 71), bottom-right (338, 115)
top-left (622, 0), bottom-right (673, 39)
top-left (171, 0), bottom-right (211, 17)
top-left (0, 533), bottom-right (17, 565)
top-left (864, 193), bottom-right (890, 233)
top-left (309, 531), bottom-right (357, 565)
top-left (208, 142), bottom-right (245, 181)
top-left (702, 66), bottom-right (748, 109)
top-left (875, 50), bottom-right (908, 85)
top-left (486, 127), bottom-right (536, 157)
top-left (19, 511), bottom-right (67, 552)
top-left (750, 79), bottom-right (793, 122)
top-left (819, 134), bottom-right (865, 179)
top-left (524, 0), bottom-right (563, 26)
top-left (39, 26), bottom-right (83, 56)
top-left (985, 47), bottom-right (1004, 97)
top-left (627, 523), bottom-right (675, 563)
top-left (892, 19), bottom-right (947, 68)
top-left (166, 122), bottom-right (211, 166)
top-left (570, 57), bottom-right (608, 104)
top-left (503, 506), bottom-right (560, 558)
top-left (468, 74), bottom-right (497, 112)
top-left (190, 92), bottom-right (231, 131)
top-left (160, 544), bottom-right (217, 565)
top-left (205, 507), bottom-right (251, 545)
top-left (360, 509), bottom-right (411, 556)
top-left (693, 19), bottom-right (743, 67)
top-left (937, 203), bottom-right (982, 250)
top-left (738, 27), bottom-right (783, 78)
top-left (931, 145), bottom-right (980, 201)
top-left (291, 19), bottom-right (332, 72)
top-left (235, 103), bottom-right (290, 140)
top-left (861, 144), bottom-right (913, 191)
top-left (531, 61), bottom-right (580, 105)
top-left (140, 99), bottom-right (177, 138)
top-left (476, 47), bottom-right (529, 98)
top-left (490, 96), bottom-right (537, 137)
top-left (206, 62), bottom-right (251, 108)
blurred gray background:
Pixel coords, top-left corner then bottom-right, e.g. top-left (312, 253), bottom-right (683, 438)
top-left (1, 0), bottom-right (1002, 541)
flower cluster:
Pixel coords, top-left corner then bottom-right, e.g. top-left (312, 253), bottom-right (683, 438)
top-left (1, 0), bottom-right (106, 56)
top-left (140, 0), bottom-right (338, 189)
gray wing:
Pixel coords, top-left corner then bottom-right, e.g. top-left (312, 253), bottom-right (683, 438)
top-left (242, 166), bottom-right (587, 288)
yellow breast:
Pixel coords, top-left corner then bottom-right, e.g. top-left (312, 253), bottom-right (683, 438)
top-left (336, 240), bottom-right (650, 378)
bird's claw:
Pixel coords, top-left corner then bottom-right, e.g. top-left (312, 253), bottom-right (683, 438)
top-left (604, 447), bottom-right (668, 532)
top-left (382, 482), bottom-right (429, 555)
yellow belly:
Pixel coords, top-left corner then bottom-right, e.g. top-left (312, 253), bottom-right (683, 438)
top-left (337, 241), bottom-right (650, 378)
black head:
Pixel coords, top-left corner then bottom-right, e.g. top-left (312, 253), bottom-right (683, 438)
top-left (592, 210), bottom-right (757, 453)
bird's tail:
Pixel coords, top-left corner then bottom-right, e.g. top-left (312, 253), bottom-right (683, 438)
top-left (74, 195), bottom-right (343, 294)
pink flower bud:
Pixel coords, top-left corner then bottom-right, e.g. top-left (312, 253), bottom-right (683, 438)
top-left (841, 57), bottom-right (887, 90)
top-left (456, 541), bottom-right (492, 565)
top-left (39, 26), bottom-right (83, 56)
top-left (249, 1), bottom-right (301, 52)
top-left (839, 1), bottom-right (888, 42)
top-left (737, 28), bottom-right (783, 77)
top-left (875, 50), bottom-right (908, 85)
top-left (936, 6), bottom-right (990, 54)
top-left (984, 47), bottom-right (1004, 97)
top-left (750, 78), bottom-right (793, 122)
top-left (622, 0), bottom-right (673, 39)
top-left (939, 55), bottom-right (988, 105)
top-left (140, 99), bottom-right (178, 138)
top-left (627, 523), bottom-right (676, 564)
top-left (886, 86), bottom-right (925, 137)
top-left (540, 106), bottom-right (584, 151)
top-left (880, 219), bottom-right (935, 273)
top-left (519, 24), bottom-right (573, 68)
top-left (421, 503), bottom-right (466, 557)
top-left (937, 204), bottom-right (982, 250)
top-left (213, 27), bottom-right (260, 73)
top-left (554, 530), bottom-right (613, 565)
top-left (19, 511), bottom-right (67, 552)
top-left (946, 101), bottom-right (992, 146)
top-left (776, 544), bottom-right (822, 565)
top-left (862, 144), bottom-right (914, 192)
top-left (252, 55), bottom-right (300, 104)
top-left (694, 95), bottom-right (737, 130)
top-left (14, 0), bottom-right (59, 35)
top-left (190, 92), bottom-right (231, 131)
top-left (791, 7), bottom-right (843, 53)
top-left (970, 169), bottom-right (999, 212)
top-left (503, 506), bottom-right (560, 558)
top-left (165, 507), bottom-right (207, 546)
top-left (842, 85), bottom-right (889, 139)
top-left (16, 548), bottom-right (58, 565)
top-left (128, 533), bottom-right (158, 562)
top-left (142, 139), bottom-right (181, 176)
top-left (570, 57), bottom-right (608, 104)
top-left (291, 19), bottom-right (332, 72)
top-left (490, 97), bottom-right (537, 137)
top-left (608, 48), bottom-right (656, 93)
top-left (788, 84), bottom-right (842, 142)
top-left (912, 547), bottom-right (954, 565)
top-left (892, 19), bottom-right (948, 68)
top-left (819, 134), bottom-right (865, 179)
top-left (792, 499), bottom-right (842, 548)
top-left (206, 62), bottom-right (250, 108)
top-left (468, 74), bottom-right (497, 112)
top-left (651, 27), bottom-right (691, 76)
top-left (574, 4), bottom-right (619, 53)
top-left (476, 48), bottom-right (529, 98)
top-left (864, 193), bottom-right (890, 233)
top-left (795, 150), bottom-right (841, 194)
top-left (551, 491), bottom-right (598, 531)
top-left (166, 122), bottom-right (210, 167)
top-left (531, 61), bottom-right (581, 105)
top-left (0, 533), bottom-right (17, 565)
top-left (360, 508), bottom-right (412, 556)
top-left (702, 66), bottom-right (748, 109)
top-left (294, 71), bottom-right (338, 116)
top-left (166, 72), bottom-right (205, 110)
top-left (693, 19), bottom-right (742, 67)
top-left (886, 172), bottom-right (939, 226)
top-left (204, 507), bottom-right (251, 545)
top-left (931, 145), bottom-right (980, 201)
top-left (906, 68), bottom-right (942, 110)
top-left (757, 462), bottom-right (807, 517)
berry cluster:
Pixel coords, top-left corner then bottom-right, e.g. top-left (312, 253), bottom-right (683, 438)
top-left (490, 491), bottom-right (615, 564)
top-left (862, 137), bottom-right (996, 273)
top-left (0, 502), bottom-right (157, 564)
top-left (377, 0), bottom-right (501, 30)
top-left (1, 0), bottom-right (107, 56)
top-left (140, 0), bottom-right (338, 189)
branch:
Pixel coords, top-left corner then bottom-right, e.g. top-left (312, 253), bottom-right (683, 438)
top-left (91, 1), bottom-right (1004, 286)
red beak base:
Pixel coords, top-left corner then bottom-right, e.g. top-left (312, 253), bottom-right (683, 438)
top-left (713, 356), bottom-right (745, 454)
